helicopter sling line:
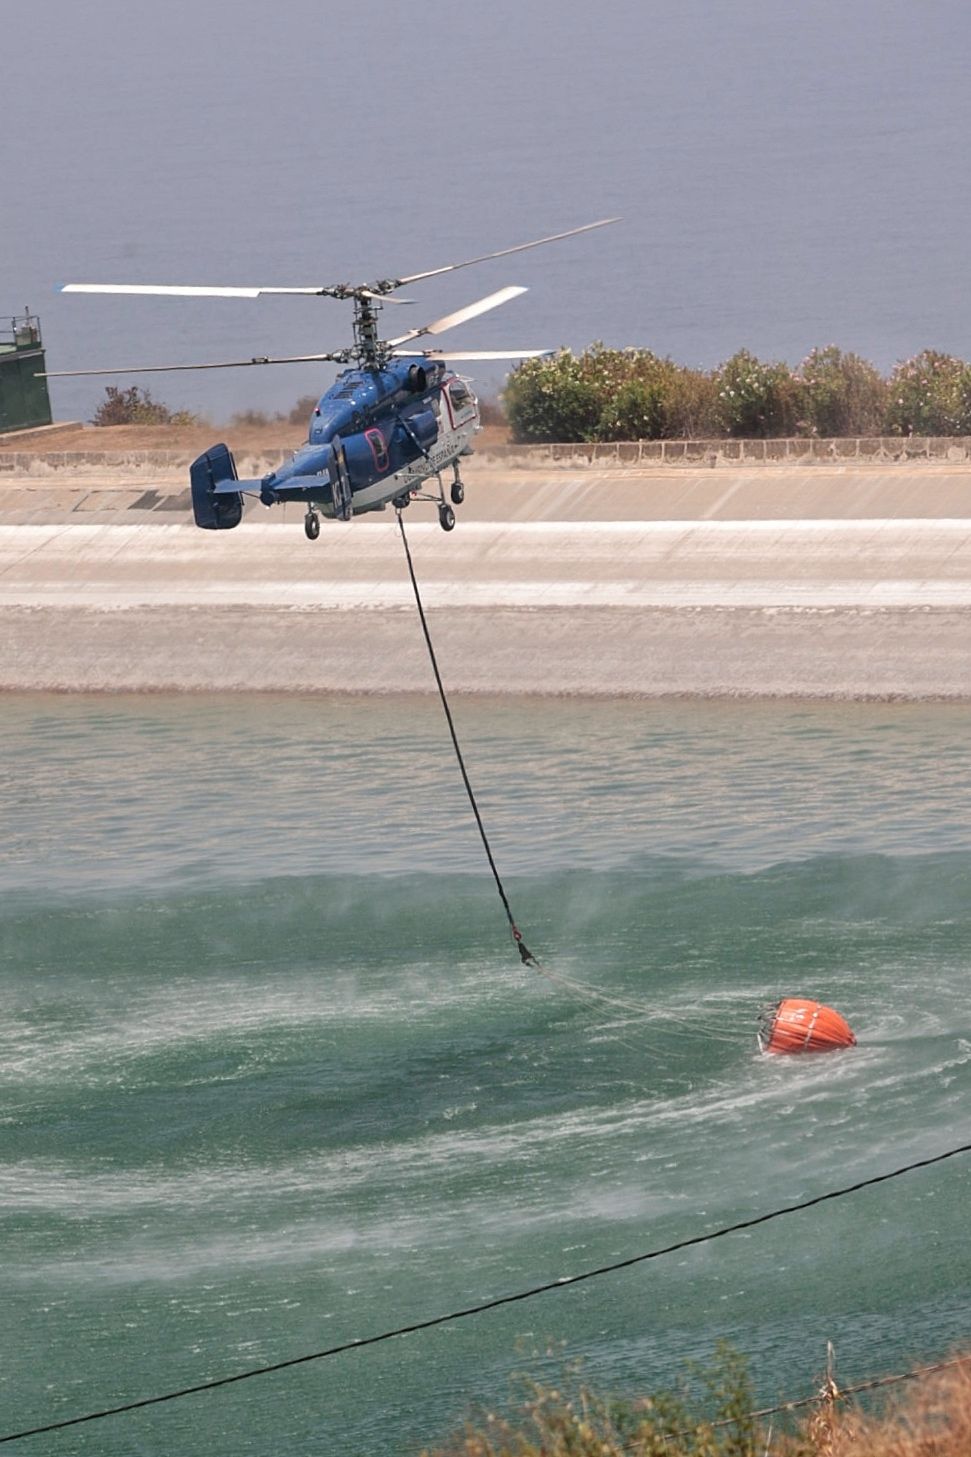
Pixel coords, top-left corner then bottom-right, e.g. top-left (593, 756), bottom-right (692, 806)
top-left (394, 505), bottom-right (752, 1051)
top-left (395, 506), bottom-right (537, 968)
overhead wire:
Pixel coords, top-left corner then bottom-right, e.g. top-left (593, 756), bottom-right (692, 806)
top-left (2, 1139), bottom-right (968, 1445)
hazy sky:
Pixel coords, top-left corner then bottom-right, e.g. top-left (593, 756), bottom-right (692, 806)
top-left (4, 0), bottom-right (971, 419)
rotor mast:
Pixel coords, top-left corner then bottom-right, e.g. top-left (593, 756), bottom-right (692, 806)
top-left (352, 292), bottom-right (385, 367)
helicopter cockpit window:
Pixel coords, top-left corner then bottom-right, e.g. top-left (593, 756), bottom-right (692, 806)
top-left (364, 427), bottom-right (389, 473)
top-left (447, 380), bottom-right (472, 411)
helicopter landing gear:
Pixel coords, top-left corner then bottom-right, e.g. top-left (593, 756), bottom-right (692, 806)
top-left (304, 510), bottom-right (320, 541)
top-left (395, 469), bottom-right (461, 528)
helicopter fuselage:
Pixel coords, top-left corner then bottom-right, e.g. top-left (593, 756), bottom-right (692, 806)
top-left (190, 354), bottom-right (479, 535)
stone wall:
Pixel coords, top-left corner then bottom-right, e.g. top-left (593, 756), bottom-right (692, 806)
top-left (484, 436), bottom-right (971, 467)
top-left (0, 449), bottom-right (281, 477)
top-left (2, 436), bottom-right (971, 475)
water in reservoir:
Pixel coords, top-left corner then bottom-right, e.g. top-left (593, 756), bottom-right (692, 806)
top-left (2, 692), bottom-right (969, 1453)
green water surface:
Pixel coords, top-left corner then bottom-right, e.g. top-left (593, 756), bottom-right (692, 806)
top-left (1, 695), bottom-right (969, 1454)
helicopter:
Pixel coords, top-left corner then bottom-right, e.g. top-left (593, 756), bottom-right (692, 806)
top-left (46, 219), bottom-right (619, 539)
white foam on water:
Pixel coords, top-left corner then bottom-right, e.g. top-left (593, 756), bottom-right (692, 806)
top-left (0, 961), bottom-right (530, 1088)
top-left (6, 1010), bottom-right (956, 1239)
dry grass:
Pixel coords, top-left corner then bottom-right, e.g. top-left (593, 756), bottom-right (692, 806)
top-left (819, 1364), bottom-right (971, 1457)
top-left (0, 419), bottom-right (512, 456)
top-left (419, 1357), bottom-right (971, 1457)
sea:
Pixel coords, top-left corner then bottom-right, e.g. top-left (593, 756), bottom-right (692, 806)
top-left (4, 0), bottom-right (971, 425)
top-left (2, 691), bottom-right (970, 1454)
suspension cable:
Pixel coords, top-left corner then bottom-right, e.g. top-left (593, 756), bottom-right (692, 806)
top-left (395, 508), bottom-right (750, 1044)
top-left (396, 507), bottom-right (536, 965)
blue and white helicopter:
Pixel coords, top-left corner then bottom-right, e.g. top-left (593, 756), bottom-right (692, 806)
top-left (49, 219), bottom-right (618, 539)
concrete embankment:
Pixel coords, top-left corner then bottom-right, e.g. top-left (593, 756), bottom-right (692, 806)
top-left (0, 450), bottom-right (968, 697)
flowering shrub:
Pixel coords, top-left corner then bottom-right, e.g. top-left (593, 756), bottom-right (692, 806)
top-left (885, 350), bottom-right (971, 436)
top-left (503, 350), bottom-right (603, 442)
top-left (596, 358), bottom-right (721, 440)
top-left (715, 350), bottom-right (805, 438)
top-left (595, 351), bottom-right (675, 440)
top-left (503, 344), bottom-right (971, 442)
top-left (505, 347), bottom-right (720, 442)
top-left (598, 378), bottom-right (667, 440)
top-left (799, 346), bottom-right (888, 437)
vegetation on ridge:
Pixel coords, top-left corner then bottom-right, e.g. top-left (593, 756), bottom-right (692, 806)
top-left (503, 345), bottom-right (971, 443)
top-left (89, 387), bottom-right (322, 430)
top-left (91, 385), bottom-right (201, 428)
top-left (89, 348), bottom-right (971, 445)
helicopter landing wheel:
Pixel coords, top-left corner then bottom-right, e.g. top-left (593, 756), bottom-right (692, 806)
top-left (450, 480), bottom-right (465, 506)
top-left (304, 510), bottom-right (320, 541)
top-left (438, 504), bottom-right (456, 532)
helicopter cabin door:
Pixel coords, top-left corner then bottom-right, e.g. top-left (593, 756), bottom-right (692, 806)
top-left (443, 376), bottom-right (476, 432)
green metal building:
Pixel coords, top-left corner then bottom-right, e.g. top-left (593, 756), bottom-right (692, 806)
top-left (0, 311), bottom-right (53, 433)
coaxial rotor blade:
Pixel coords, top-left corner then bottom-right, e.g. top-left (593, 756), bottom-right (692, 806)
top-left (391, 217), bottom-right (621, 288)
top-left (39, 351), bottom-right (349, 377)
top-left (61, 283), bottom-right (343, 299)
top-left (59, 283), bottom-right (413, 302)
top-left (387, 286), bottom-right (527, 350)
top-left (361, 290), bottom-right (414, 304)
top-left (392, 349), bottom-right (553, 360)
top-left (62, 284), bottom-right (265, 298)
top-left (58, 218), bottom-right (620, 306)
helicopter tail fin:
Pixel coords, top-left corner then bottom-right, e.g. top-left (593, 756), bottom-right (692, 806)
top-left (190, 444), bottom-right (244, 530)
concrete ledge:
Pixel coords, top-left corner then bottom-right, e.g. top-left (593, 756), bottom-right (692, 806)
top-left (0, 459), bottom-right (968, 525)
top-left (2, 518), bottom-right (969, 608)
top-left (0, 514), bottom-right (967, 697)
top-left (1, 602), bottom-right (967, 697)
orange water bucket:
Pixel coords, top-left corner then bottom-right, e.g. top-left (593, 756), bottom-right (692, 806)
top-left (758, 998), bottom-right (857, 1054)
